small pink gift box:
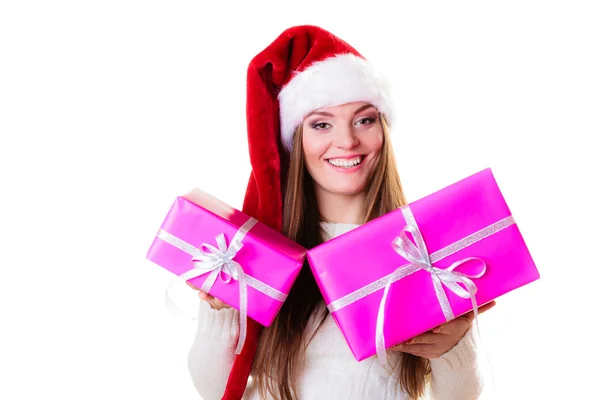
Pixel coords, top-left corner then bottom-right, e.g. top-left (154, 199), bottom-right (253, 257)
top-left (146, 189), bottom-right (306, 329)
top-left (307, 168), bottom-right (540, 362)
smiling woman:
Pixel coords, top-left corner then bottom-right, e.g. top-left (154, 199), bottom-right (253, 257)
top-left (186, 25), bottom-right (491, 400)
top-left (302, 102), bottom-right (382, 198)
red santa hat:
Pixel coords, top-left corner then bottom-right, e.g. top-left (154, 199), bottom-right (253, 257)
top-left (223, 25), bottom-right (393, 399)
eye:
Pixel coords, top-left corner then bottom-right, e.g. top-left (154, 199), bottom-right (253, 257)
top-left (310, 122), bottom-right (332, 130)
top-left (355, 116), bottom-right (376, 126)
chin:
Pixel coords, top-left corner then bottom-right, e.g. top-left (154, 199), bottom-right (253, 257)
top-left (331, 184), bottom-right (367, 196)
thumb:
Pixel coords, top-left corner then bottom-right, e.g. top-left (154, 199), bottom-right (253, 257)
top-left (198, 290), bottom-right (213, 301)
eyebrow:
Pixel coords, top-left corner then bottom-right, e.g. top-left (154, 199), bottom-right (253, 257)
top-left (352, 104), bottom-right (376, 115)
top-left (305, 104), bottom-right (376, 119)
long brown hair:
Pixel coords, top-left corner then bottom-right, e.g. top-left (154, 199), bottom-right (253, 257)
top-left (253, 116), bottom-right (431, 399)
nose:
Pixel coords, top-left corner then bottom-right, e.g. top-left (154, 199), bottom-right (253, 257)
top-left (334, 124), bottom-right (359, 150)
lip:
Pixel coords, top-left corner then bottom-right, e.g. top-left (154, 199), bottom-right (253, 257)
top-left (324, 154), bottom-right (366, 173)
top-left (326, 153), bottom-right (365, 160)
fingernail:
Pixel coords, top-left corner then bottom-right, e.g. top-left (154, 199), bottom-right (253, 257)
top-left (406, 339), bottom-right (414, 345)
top-left (396, 344), bottom-right (404, 349)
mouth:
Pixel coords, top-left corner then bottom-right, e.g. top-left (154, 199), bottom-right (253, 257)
top-left (325, 155), bottom-right (365, 169)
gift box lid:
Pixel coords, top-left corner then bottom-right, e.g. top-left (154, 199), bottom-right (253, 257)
top-left (173, 188), bottom-right (306, 262)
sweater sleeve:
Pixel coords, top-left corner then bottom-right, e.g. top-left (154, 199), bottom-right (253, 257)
top-left (187, 300), bottom-right (240, 400)
top-left (427, 327), bottom-right (484, 400)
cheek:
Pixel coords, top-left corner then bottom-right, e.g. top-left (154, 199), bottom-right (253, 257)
top-left (367, 130), bottom-right (384, 153)
top-left (302, 132), bottom-right (329, 164)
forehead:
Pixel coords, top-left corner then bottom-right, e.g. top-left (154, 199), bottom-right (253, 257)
top-left (308, 102), bottom-right (377, 118)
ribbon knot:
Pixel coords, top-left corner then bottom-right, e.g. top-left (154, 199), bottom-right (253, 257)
top-left (375, 220), bottom-right (486, 365)
top-left (192, 233), bottom-right (244, 284)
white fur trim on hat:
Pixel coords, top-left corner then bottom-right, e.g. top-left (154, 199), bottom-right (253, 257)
top-left (278, 53), bottom-right (393, 153)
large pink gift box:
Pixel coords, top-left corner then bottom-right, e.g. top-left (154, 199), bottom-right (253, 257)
top-left (307, 168), bottom-right (540, 362)
top-left (146, 189), bottom-right (306, 327)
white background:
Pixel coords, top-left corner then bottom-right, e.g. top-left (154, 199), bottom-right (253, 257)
top-left (1, 1), bottom-right (598, 399)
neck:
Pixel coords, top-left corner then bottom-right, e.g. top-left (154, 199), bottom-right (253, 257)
top-left (315, 187), bottom-right (366, 224)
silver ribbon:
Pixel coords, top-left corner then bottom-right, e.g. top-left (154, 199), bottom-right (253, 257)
top-left (161, 217), bottom-right (277, 355)
top-left (375, 215), bottom-right (486, 365)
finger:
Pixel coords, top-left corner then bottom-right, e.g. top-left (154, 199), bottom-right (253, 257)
top-left (457, 300), bottom-right (498, 324)
top-left (207, 296), bottom-right (231, 310)
top-left (394, 343), bottom-right (436, 357)
top-left (432, 316), bottom-right (470, 334)
top-left (198, 290), bottom-right (212, 301)
top-left (207, 298), bottom-right (218, 309)
top-left (213, 297), bottom-right (228, 308)
top-left (432, 320), bottom-right (456, 335)
top-left (186, 282), bottom-right (199, 290)
top-left (405, 332), bottom-right (439, 345)
top-left (432, 324), bottom-right (444, 334)
top-left (390, 342), bottom-right (434, 352)
top-left (478, 300), bottom-right (496, 314)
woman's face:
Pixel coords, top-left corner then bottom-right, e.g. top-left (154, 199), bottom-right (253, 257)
top-left (301, 102), bottom-right (384, 197)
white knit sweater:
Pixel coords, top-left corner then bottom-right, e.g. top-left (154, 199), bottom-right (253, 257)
top-left (188, 223), bottom-right (484, 400)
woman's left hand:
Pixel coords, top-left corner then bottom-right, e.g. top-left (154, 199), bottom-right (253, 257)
top-left (389, 301), bottom-right (496, 359)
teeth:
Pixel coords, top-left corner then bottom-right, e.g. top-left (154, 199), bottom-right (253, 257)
top-left (327, 156), bottom-right (362, 168)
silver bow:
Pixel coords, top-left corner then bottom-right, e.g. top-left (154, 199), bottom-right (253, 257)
top-left (375, 222), bottom-right (486, 366)
top-left (192, 233), bottom-right (244, 288)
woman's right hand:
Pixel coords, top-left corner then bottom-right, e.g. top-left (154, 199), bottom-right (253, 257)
top-left (186, 282), bottom-right (231, 311)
